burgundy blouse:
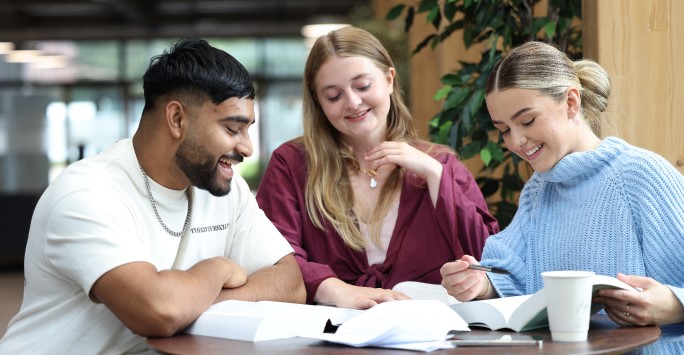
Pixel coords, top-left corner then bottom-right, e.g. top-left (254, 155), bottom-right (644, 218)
top-left (256, 141), bottom-right (499, 303)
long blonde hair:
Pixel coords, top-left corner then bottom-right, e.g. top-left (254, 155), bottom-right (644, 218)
top-left (486, 41), bottom-right (612, 137)
top-left (301, 26), bottom-right (417, 250)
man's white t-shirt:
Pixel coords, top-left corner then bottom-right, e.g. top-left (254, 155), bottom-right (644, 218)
top-left (0, 138), bottom-right (294, 354)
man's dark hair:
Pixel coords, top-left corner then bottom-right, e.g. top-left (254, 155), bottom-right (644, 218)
top-left (142, 38), bottom-right (255, 112)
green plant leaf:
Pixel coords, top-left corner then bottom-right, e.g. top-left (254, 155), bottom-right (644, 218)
top-left (486, 140), bottom-right (505, 163)
top-left (443, 87), bottom-right (469, 111)
top-left (418, 0), bottom-right (438, 13)
top-left (480, 146), bottom-right (492, 166)
top-left (429, 116), bottom-right (439, 129)
top-left (463, 26), bottom-right (477, 47)
top-left (449, 121), bottom-right (459, 148)
top-left (470, 127), bottom-right (487, 142)
top-left (444, 1), bottom-right (457, 21)
top-left (439, 19), bottom-right (464, 41)
top-left (502, 173), bottom-right (524, 193)
top-left (493, 201), bottom-right (518, 229)
top-left (532, 18), bottom-right (547, 34)
top-left (476, 177), bottom-right (500, 198)
top-left (428, 7), bottom-right (441, 29)
top-left (440, 74), bottom-right (462, 85)
top-left (468, 89), bottom-right (485, 116)
top-left (434, 85), bottom-right (452, 100)
top-left (459, 141), bottom-right (480, 159)
top-left (430, 35), bottom-right (441, 49)
top-left (544, 21), bottom-right (557, 38)
top-left (412, 33), bottom-right (436, 54)
top-left (437, 120), bottom-right (453, 145)
top-left (404, 6), bottom-right (415, 33)
top-left (385, 4), bottom-right (406, 21)
top-left (461, 99), bottom-right (475, 131)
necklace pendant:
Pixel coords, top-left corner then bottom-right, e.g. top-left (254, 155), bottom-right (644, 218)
top-left (369, 177), bottom-right (378, 189)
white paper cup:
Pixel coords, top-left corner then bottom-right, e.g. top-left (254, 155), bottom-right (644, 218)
top-left (541, 270), bottom-right (595, 342)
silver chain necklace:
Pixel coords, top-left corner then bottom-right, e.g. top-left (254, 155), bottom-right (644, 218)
top-left (140, 167), bottom-right (192, 237)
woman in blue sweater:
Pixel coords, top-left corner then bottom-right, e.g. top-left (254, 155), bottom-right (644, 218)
top-left (440, 41), bottom-right (684, 353)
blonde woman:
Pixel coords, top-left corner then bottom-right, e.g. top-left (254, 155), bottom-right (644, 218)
top-left (440, 41), bottom-right (684, 354)
top-left (257, 26), bottom-right (498, 309)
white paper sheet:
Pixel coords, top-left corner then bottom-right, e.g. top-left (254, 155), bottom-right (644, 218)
top-left (299, 300), bottom-right (469, 352)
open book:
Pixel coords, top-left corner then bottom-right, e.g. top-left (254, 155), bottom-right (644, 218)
top-left (186, 299), bottom-right (469, 351)
top-left (393, 274), bottom-right (637, 332)
top-left (184, 300), bottom-right (361, 341)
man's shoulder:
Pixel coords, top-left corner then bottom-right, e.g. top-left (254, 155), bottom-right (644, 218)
top-left (57, 142), bottom-right (130, 187)
top-left (40, 140), bottom-right (135, 209)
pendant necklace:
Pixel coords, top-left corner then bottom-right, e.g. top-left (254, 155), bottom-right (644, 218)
top-left (358, 167), bottom-right (378, 189)
top-left (140, 167), bottom-right (192, 237)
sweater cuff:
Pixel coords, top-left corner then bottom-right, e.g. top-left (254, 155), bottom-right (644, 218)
top-left (487, 273), bottom-right (521, 297)
top-left (668, 285), bottom-right (684, 311)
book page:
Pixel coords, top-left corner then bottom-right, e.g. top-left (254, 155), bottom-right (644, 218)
top-left (185, 300), bottom-right (361, 341)
top-left (508, 290), bottom-right (547, 332)
top-left (590, 275), bottom-right (639, 314)
top-left (451, 295), bottom-right (533, 330)
top-left (300, 300), bottom-right (469, 348)
top-left (392, 281), bottom-right (460, 305)
top-left (592, 275), bottom-right (638, 292)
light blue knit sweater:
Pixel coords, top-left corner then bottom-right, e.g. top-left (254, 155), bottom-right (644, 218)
top-left (482, 137), bottom-right (684, 354)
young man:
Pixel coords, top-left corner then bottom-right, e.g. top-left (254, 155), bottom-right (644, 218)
top-left (0, 38), bottom-right (305, 353)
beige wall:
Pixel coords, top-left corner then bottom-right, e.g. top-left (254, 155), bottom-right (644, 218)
top-left (583, 0), bottom-right (684, 172)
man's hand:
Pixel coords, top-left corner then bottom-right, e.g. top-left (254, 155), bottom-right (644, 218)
top-left (222, 259), bottom-right (247, 288)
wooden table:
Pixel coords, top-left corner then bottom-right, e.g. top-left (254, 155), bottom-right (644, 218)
top-left (147, 315), bottom-right (660, 354)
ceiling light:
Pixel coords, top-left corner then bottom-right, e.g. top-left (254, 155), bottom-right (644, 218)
top-left (301, 24), bottom-right (349, 39)
top-left (5, 50), bottom-right (42, 63)
top-left (0, 42), bottom-right (14, 54)
top-left (32, 55), bottom-right (67, 69)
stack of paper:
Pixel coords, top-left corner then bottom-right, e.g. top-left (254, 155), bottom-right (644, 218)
top-left (300, 300), bottom-right (470, 351)
top-left (185, 299), bottom-right (471, 351)
top-left (185, 300), bottom-right (361, 341)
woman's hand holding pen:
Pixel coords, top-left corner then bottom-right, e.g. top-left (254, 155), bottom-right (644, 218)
top-left (440, 254), bottom-right (495, 302)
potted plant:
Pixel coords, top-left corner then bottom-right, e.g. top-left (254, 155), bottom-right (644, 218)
top-left (386, 0), bottom-right (582, 227)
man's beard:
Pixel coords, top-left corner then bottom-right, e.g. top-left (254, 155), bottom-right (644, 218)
top-left (175, 138), bottom-right (242, 197)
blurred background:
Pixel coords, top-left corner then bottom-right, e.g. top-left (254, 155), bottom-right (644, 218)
top-left (0, 0), bottom-right (402, 269)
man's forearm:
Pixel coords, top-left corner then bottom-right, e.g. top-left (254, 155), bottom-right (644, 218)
top-left (215, 254), bottom-right (306, 303)
top-left (92, 257), bottom-right (238, 337)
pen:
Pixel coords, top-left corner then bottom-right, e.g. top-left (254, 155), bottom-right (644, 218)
top-left (467, 264), bottom-right (510, 275)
